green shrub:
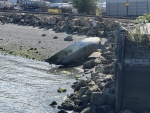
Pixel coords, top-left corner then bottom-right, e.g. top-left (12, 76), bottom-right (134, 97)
top-left (136, 14), bottom-right (150, 23)
top-left (72, 0), bottom-right (98, 15)
top-left (127, 25), bottom-right (150, 47)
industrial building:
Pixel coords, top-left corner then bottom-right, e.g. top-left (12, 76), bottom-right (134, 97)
top-left (106, 0), bottom-right (150, 16)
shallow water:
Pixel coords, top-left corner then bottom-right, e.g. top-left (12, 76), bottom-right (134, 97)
top-left (0, 54), bottom-right (77, 113)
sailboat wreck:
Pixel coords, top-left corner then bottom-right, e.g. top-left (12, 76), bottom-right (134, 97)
top-left (45, 37), bottom-right (103, 65)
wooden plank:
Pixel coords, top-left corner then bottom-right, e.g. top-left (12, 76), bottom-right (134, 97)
top-left (121, 82), bottom-right (150, 112)
top-left (115, 29), bottom-right (126, 113)
top-left (123, 67), bottom-right (150, 83)
top-left (122, 99), bottom-right (150, 112)
top-left (123, 82), bottom-right (150, 94)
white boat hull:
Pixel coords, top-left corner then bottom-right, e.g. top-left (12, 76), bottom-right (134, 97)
top-left (46, 37), bottom-right (101, 65)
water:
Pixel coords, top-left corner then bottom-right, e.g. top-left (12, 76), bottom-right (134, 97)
top-left (0, 54), bottom-right (77, 113)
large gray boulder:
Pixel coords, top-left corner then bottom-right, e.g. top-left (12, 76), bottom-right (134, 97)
top-left (85, 85), bottom-right (99, 95)
top-left (60, 99), bottom-right (75, 110)
top-left (83, 59), bottom-right (95, 69)
top-left (86, 29), bottom-right (99, 36)
top-left (91, 92), bottom-right (106, 106)
top-left (59, 24), bottom-right (70, 32)
top-left (68, 19), bottom-right (80, 28)
top-left (80, 95), bottom-right (91, 105)
top-left (49, 18), bottom-right (57, 25)
top-left (80, 19), bottom-right (90, 27)
top-left (79, 87), bottom-right (89, 95)
top-left (78, 27), bottom-right (89, 35)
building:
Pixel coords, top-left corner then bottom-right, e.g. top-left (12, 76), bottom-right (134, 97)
top-left (106, 0), bottom-right (150, 16)
top-left (7, 0), bottom-right (17, 5)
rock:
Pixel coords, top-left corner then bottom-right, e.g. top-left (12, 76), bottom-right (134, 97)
top-left (49, 18), bottom-right (57, 25)
top-left (80, 95), bottom-right (91, 105)
top-left (89, 20), bottom-right (100, 28)
top-left (38, 41), bottom-right (41, 43)
top-left (74, 80), bottom-right (87, 91)
top-left (107, 31), bottom-right (114, 37)
top-left (69, 91), bottom-right (80, 99)
top-left (73, 105), bottom-right (79, 112)
top-left (57, 88), bottom-right (67, 93)
top-left (42, 34), bottom-right (46, 37)
top-left (80, 19), bottom-right (90, 27)
top-left (57, 110), bottom-right (68, 113)
top-left (87, 81), bottom-right (95, 87)
top-left (80, 107), bottom-right (91, 113)
top-left (74, 99), bottom-right (82, 106)
top-left (86, 29), bottom-right (99, 36)
top-left (85, 85), bottom-right (99, 95)
top-left (50, 101), bottom-right (57, 106)
top-left (68, 19), bottom-right (80, 27)
top-left (54, 26), bottom-right (60, 33)
top-left (70, 26), bottom-right (79, 32)
top-left (83, 59), bottom-right (95, 69)
top-left (70, 94), bottom-right (78, 101)
top-left (96, 82), bottom-right (105, 90)
top-left (78, 104), bottom-right (87, 112)
top-left (61, 99), bottom-right (75, 110)
top-left (79, 87), bottom-right (89, 95)
top-left (64, 36), bottom-right (73, 41)
top-left (103, 64), bottom-right (115, 74)
top-left (91, 72), bottom-right (101, 79)
top-left (53, 36), bottom-right (58, 39)
top-left (78, 27), bottom-right (89, 35)
top-left (59, 24), bottom-right (69, 32)
top-left (94, 16), bottom-right (104, 22)
top-left (91, 92), bottom-right (106, 106)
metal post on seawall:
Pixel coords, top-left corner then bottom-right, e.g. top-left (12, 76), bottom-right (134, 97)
top-left (125, 0), bottom-right (129, 16)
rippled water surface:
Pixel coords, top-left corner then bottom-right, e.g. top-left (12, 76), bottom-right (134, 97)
top-left (0, 54), bottom-right (76, 113)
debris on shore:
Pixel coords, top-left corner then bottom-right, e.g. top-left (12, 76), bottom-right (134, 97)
top-left (0, 12), bottom-right (144, 113)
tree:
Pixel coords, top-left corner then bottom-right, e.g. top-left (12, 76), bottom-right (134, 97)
top-left (72, 0), bottom-right (98, 15)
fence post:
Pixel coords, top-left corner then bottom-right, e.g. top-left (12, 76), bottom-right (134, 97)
top-left (115, 28), bottom-right (126, 113)
top-left (117, 2), bottom-right (118, 16)
top-left (136, 0), bottom-right (138, 16)
top-left (147, 0), bottom-right (149, 14)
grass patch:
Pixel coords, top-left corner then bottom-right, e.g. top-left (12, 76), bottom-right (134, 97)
top-left (136, 14), bottom-right (150, 23)
top-left (0, 48), bottom-right (41, 60)
top-left (127, 25), bottom-right (150, 47)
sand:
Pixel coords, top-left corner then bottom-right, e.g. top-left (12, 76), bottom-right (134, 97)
top-left (0, 24), bottom-right (87, 60)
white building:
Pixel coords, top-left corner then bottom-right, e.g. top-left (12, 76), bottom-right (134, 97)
top-left (106, 0), bottom-right (150, 16)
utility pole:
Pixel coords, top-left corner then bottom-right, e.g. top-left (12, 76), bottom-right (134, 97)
top-left (125, 0), bottom-right (129, 16)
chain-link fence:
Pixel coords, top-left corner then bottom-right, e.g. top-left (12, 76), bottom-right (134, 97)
top-left (106, 0), bottom-right (150, 16)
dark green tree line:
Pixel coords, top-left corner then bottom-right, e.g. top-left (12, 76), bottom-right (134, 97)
top-left (72, 0), bottom-right (98, 14)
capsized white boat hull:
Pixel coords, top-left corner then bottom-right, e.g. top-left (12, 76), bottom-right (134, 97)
top-left (46, 37), bottom-right (101, 65)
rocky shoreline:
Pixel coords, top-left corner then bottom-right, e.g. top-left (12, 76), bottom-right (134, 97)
top-left (0, 13), bottom-right (138, 113)
top-left (56, 33), bottom-right (116, 113)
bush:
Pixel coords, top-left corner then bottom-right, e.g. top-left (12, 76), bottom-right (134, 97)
top-left (136, 14), bottom-right (150, 23)
top-left (72, 0), bottom-right (98, 15)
